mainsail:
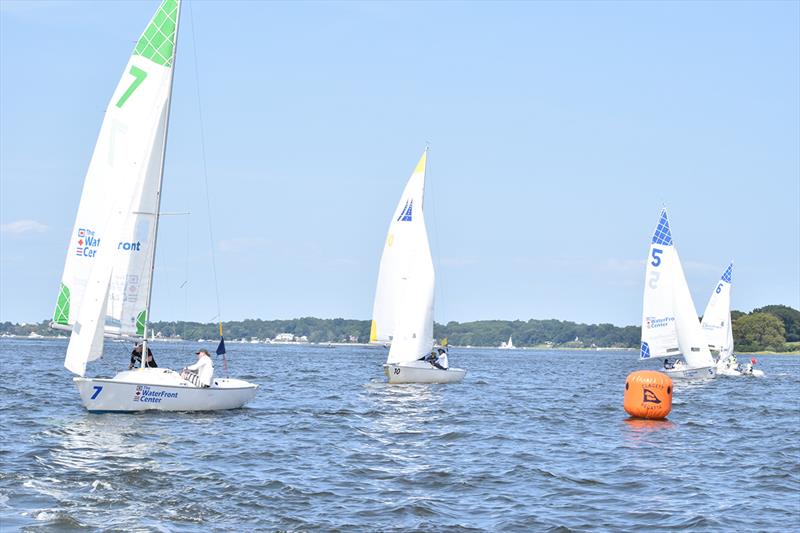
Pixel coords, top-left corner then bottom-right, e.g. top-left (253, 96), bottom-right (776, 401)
top-left (62, 0), bottom-right (180, 376)
top-left (371, 151), bottom-right (435, 364)
top-left (701, 263), bottom-right (734, 354)
top-left (641, 209), bottom-right (715, 369)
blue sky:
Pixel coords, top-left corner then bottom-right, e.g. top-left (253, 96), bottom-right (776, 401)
top-left (1, 0), bottom-right (798, 326)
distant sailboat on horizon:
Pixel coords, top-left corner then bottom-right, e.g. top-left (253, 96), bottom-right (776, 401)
top-left (370, 149), bottom-right (466, 384)
top-left (640, 208), bottom-right (716, 379)
top-left (499, 335), bottom-right (515, 349)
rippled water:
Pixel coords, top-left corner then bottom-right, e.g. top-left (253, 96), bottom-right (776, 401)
top-left (1, 339), bottom-right (798, 531)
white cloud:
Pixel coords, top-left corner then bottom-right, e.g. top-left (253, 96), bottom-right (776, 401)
top-left (1, 219), bottom-right (48, 235)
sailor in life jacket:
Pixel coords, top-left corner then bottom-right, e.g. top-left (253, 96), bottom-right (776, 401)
top-left (183, 348), bottom-right (214, 387)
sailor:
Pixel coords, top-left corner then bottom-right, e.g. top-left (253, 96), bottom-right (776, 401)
top-left (663, 358), bottom-right (674, 370)
top-left (433, 348), bottom-right (449, 370)
top-left (129, 343), bottom-right (157, 369)
top-left (742, 357), bottom-right (757, 375)
top-left (419, 350), bottom-right (437, 363)
top-left (182, 348), bottom-right (214, 387)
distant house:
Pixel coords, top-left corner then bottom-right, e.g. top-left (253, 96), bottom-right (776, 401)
top-left (274, 333), bottom-right (294, 342)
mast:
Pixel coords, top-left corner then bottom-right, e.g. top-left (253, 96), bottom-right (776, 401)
top-left (142, 0), bottom-right (182, 365)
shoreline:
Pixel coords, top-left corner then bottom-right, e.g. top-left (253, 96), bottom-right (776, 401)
top-left (3, 336), bottom-right (797, 354)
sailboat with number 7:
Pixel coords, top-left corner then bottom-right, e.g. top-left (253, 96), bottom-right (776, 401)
top-left (52, 0), bottom-right (257, 412)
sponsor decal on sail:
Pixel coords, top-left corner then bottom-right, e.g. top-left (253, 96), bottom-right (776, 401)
top-left (75, 228), bottom-right (100, 258)
top-left (645, 316), bottom-right (675, 329)
top-left (397, 199), bottom-right (413, 222)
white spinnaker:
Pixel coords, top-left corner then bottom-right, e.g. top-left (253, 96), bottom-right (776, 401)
top-left (371, 151), bottom-right (428, 345)
top-left (63, 0), bottom-right (180, 375)
top-left (54, 0), bottom-right (178, 338)
top-left (640, 211), bottom-right (680, 360)
top-left (701, 263), bottom-right (733, 352)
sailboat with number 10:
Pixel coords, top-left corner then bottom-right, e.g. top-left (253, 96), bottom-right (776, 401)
top-left (371, 150), bottom-right (466, 384)
top-left (52, 0), bottom-right (257, 412)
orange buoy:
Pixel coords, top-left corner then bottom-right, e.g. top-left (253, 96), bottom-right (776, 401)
top-left (624, 370), bottom-right (673, 419)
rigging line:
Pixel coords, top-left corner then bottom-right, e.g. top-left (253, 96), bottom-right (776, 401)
top-left (188, 1), bottom-right (222, 327)
top-left (426, 143), bottom-right (445, 334)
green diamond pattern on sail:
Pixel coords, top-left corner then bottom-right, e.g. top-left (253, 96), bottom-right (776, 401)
top-left (136, 310), bottom-right (147, 336)
top-left (53, 283), bottom-right (71, 325)
top-left (133, 0), bottom-right (179, 67)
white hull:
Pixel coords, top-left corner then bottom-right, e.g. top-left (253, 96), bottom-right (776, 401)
top-left (664, 365), bottom-right (717, 380)
top-left (73, 368), bottom-right (258, 412)
top-left (383, 361), bottom-right (466, 384)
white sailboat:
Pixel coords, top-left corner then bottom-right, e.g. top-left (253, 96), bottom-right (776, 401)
top-left (640, 209), bottom-right (716, 379)
top-left (701, 263), bottom-right (741, 376)
top-left (53, 0), bottom-right (257, 412)
top-left (499, 335), bottom-right (514, 349)
top-left (371, 150), bottom-right (466, 384)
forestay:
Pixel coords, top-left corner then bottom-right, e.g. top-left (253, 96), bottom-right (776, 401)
top-left (371, 152), bottom-right (436, 364)
top-left (62, 0), bottom-right (180, 376)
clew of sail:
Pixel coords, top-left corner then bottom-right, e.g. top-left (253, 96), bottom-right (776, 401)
top-left (701, 263), bottom-right (733, 353)
top-left (54, 0), bottom-right (179, 340)
top-left (62, 0), bottom-right (180, 375)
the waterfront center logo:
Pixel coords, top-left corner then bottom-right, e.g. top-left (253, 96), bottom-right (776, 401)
top-left (645, 316), bottom-right (675, 329)
top-left (132, 385), bottom-right (178, 404)
top-left (76, 228), bottom-right (100, 258)
top-left (118, 240), bottom-right (142, 251)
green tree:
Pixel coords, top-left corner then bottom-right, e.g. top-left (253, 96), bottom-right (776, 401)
top-left (752, 305), bottom-right (800, 342)
top-left (734, 312), bottom-right (786, 352)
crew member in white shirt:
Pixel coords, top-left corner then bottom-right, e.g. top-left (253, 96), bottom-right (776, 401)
top-left (184, 348), bottom-right (214, 387)
top-left (434, 348), bottom-right (449, 370)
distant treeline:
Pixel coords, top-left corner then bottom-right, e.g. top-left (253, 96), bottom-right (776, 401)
top-left (3, 304), bottom-right (798, 352)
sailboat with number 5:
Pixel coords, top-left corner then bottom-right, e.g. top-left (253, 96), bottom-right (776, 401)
top-left (640, 208), bottom-right (716, 379)
top-left (52, 0), bottom-right (257, 412)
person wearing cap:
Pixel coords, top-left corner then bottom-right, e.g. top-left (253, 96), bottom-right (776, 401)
top-left (129, 343), bottom-right (157, 370)
top-left (182, 348), bottom-right (214, 387)
top-left (433, 348), bottom-right (449, 370)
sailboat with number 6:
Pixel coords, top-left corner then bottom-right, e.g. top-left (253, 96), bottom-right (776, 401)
top-left (52, 0), bottom-right (257, 412)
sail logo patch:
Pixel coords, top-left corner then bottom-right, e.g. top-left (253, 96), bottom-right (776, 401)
top-left (133, 385), bottom-right (178, 403)
top-left (642, 388), bottom-right (662, 404)
top-left (75, 228), bottom-right (101, 258)
top-left (645, 316), bottom-right (675, 329)
top-left (397, 199), bottom-right (413, 222)
top-left (117, 240), bottom-right (142, 251)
